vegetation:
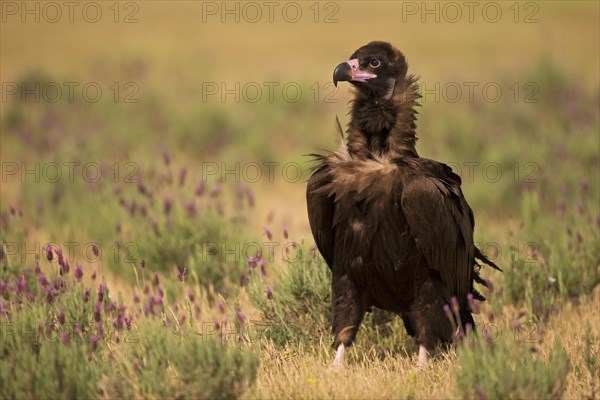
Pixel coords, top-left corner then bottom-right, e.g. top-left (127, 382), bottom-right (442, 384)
top-left (1, 2), bottom-right (598, 398)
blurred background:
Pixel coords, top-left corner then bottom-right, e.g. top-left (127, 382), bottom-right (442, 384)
top-left (1, 0), bottom-right (599, 306)
top-left (1, 1), bottom-right (599, 398)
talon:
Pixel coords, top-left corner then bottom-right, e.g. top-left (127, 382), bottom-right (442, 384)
top-left (417, 345), bottom-right (429, 369)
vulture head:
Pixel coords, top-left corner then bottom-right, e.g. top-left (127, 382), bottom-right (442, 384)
top-left (333, 41), bottom-right (408, 99)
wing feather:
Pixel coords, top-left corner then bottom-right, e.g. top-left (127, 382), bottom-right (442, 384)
top-left (306, 161), bottom-right (335, 269)
top-left (400, 174), bottom-right (474, 302)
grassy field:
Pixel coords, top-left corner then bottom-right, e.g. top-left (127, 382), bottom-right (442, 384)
top-left (1, 1), bottom-right (599, 398)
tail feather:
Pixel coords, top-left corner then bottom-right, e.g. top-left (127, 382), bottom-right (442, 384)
top-left (475, 247), bottom-right (502, 271)
top-left (472, 246), bottom-right (502, 302)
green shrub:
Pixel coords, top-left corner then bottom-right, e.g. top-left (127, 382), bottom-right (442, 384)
top-left (0, 256), bottom-right (258, 399)
top-left (455, 334), bottom-right (570, 399)
top-left (249, 244), bottom-right (331, 346)
top-left (501, 188), bottom-right (599, 319)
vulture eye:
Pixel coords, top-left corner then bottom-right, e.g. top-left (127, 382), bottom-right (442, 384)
top-left (369, 59), bottom-right (381, 68)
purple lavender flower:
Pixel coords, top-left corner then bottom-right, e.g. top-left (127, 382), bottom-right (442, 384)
top-left (188, 290), bottom-right (195, 303)
top-left (443, 304), bottom-right (453, 321)
top-left (150, 219), bottom-right (160, 237)
top-left (75, 322), bottom-right (82, 337)
top-left (94, 302), bottom-right (102, 322)
top-left (125, 316), bottom-right (132, 330)
top-left (44, 287), bottom-right (55, 303)
top-left (283, 226), bottom-right (289, 239)
top-left (62, 259), bottom-right (70, 275)
top-left (262, 227), bottom-right (273, 240)
top-left (310, 245), bottom-right (317, 259)
top-left (266, 287), bottom-right (273, 300)
top-left (465, 323), bottom-right (473, 336)
top-left (45, 244), bottom-right (53, 261)
top-left (581, 179), bottom-right (589, 191)
top-left (259, 259), bottom-right (267, 276)
top-left (0, 279), bottom-right (6, 297)
top-left (129, 201), bottom-right (138, 216)
top-left (75, 263), bottom-right (83, 281)
top-left (245, 186), bottom-right (255, 208)
top-left (177, 267), bottom-right (187, 282)
top-left (450, 296), bottom-right (459, 313)
top-left (133, 292), bottom-right (140, 303)
top-left (58, 309), bottom-right (65, 325)
top-left (467, 293), bottom-right (480, 314)
top-left (161, 148), bottom-right (171, 165)
top-left (179, 168), bottom-right (187, 187)
top-left (236, 309), bottom-right (246, 325)
top-left (96, 323), bottom-right (104, 338)
top-left (114, 314), bottom-right (125, 330)
top-left (195, 181), bottom-right (205, 196)
top-left (89, 334), bottom-right (98, 351)
top-left (246, 256), bottom-right (258, 268)
top-left (137, 181), bottom-right (148, 196)
top-left (91, 270), bottom-right (97, 281)
top-left (210, 183), bottom-right (222, 197)
top-left (83, 289), bottom-right (91, 303)
top-left (92, 244), bottom-right (100, 257)
top-left (474, 386), bottom-right (487, 400)
top-left (104, 302), bottom-right (116, 313)
top-left (152, 272), bottom-right (160, 287)
top-left (35, 261), bottom-right (41, 275)
top-left (163, 196), bottom-right (173, 215)
top-left (55, 247), bottom-right (64, 265)
top-left (61, 331), bottom-right (70, 346)
top-left (184, 201), bottom-right (197, 216)
top-left (97, 284), bottom-right (105, 302)
top-left (53, 278), bottom-right (65, 291)
top-left (16, 276), bottom-right (27, 296)
top-left (239, 273), bottom-right (248, 287)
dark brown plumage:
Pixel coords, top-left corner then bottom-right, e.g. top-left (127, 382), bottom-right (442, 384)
top-left (306, 41), bottom-right (500, 367)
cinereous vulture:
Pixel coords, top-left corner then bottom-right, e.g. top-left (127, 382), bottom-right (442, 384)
top-left (306, 41), bottom-right (500, 368)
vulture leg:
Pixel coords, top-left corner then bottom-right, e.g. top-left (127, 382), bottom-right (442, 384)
top-left (409, 280), bottom-right (454, 368)
top-left (332, 344), bottom-right (346, 369)
top-left (331, 274), bottom-right (365, 367)
top-left (417, 345), bottom-right (429, 369)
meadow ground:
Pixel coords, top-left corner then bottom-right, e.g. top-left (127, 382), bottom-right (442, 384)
top-left (1, 1), bottom-right (599, 398)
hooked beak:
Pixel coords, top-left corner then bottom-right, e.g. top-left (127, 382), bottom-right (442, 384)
top-left (333, 58), bottom-right (377, 87)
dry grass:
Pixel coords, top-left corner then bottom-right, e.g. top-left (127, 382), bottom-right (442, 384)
top-left (245, 290), bottom-right (599, 399)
